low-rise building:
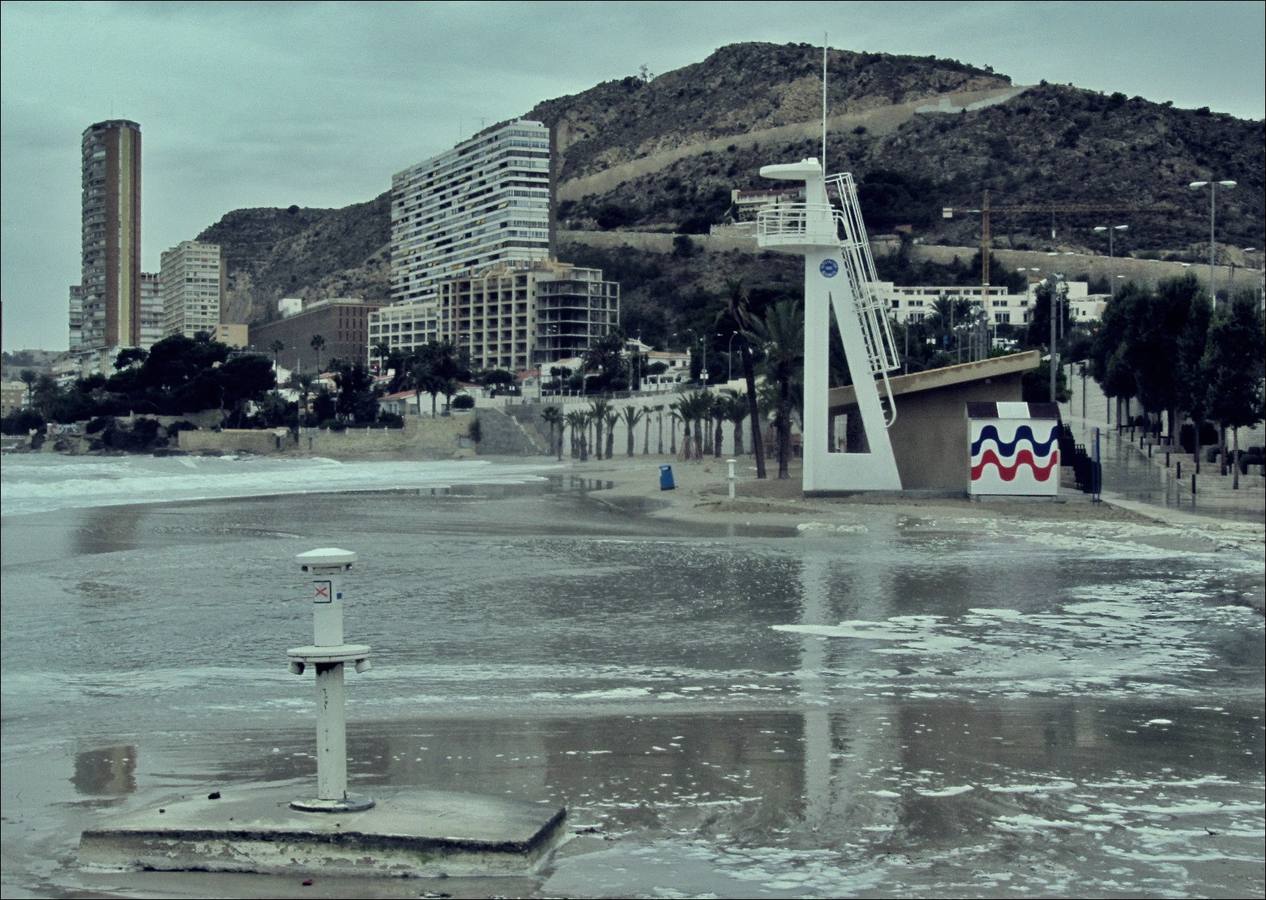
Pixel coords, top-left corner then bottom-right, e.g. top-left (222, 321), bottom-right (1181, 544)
top-left (249, 297), bottom-right (383, 374)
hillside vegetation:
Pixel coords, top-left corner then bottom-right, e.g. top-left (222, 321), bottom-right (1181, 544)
top-left (193, 42), bottom-right (1264, 330)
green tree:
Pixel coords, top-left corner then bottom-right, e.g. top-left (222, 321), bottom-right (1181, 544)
top-left (583, 332), bottom-right (626, 394)
top-left (332, 360), bottom-right (380, 424)
top-left (1176, 295), bottom-right (1213, 466)
top-left (1203, 295), bottom-right (1265, 489)
top-left (19, 369), bottom-right (36, 407)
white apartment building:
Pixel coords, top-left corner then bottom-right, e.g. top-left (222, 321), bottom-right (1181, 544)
top-left (881, 281), bottom-right (1097, 327)
top-left (368, 299), bottom-right (442, 363)
top-left (139, 272), bottom-right (163, 348)
top-left (390, 119), bottom-right (551, 304)
top-left (160, 241), bottom-right (224, 339)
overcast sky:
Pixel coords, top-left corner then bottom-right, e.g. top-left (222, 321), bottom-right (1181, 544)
top-left (3, 0), bottom-right (1263, 352)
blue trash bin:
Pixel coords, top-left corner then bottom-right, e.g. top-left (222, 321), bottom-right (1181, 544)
top-left (659, 464), bottom-right (675, 491)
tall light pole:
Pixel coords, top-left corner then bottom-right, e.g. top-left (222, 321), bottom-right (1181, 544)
top-left (1189, 180), bottom-right (1236, 307)
top-left (1092, 224), bottom-right (1128, 298)
top-left (1045, 274), bottom-right (1067, 403)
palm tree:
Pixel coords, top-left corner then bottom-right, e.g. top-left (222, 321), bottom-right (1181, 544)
top-left (668, 402), bottom-right (681, 456)
top-left (641, 404), bottom-right (654, 454)
top-left (372, 340), bottom-right (392, 375)
top-left (726, 279), bottom-right (767, 479)
top-left (746, 300), bottom-right (803, 479)
top-left (269, 339), bottom-right (285, 374)
top-left (655, 404), bottom-right (665, 454)
top-left (685, 391), bottom-right (710, 461)
top-left (721, 389), bottom-right (748, 456)
top-left (588, 399), bottom-right (610, 460)
top-left (310, 334), bottom-right (326, 375)
top-left (564, 410), bottom-right (585, 458)
top-left (541, 405), bottom-right (563, 459)
top-left (604, 409), bottom-right (619, 459)
top-left (711, 394), bottom-right (727, 457)
top-left (621, 406), bottom-right (645, 457)
top-left (291, 372), bottom-right (315, 427)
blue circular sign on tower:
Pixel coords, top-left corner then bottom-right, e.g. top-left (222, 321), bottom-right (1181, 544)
top-left (819, 259), bottom-right (839, 278)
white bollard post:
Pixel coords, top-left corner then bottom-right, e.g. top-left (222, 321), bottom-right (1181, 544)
top-left (288, 548), bottom-right (374, 813)
top-left (727, 458), bottom-right (736, 500)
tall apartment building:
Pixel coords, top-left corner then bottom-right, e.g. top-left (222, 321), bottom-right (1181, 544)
top-left (139, 272), bottom-right (163, 348)
top-left (369, 260), bottom-right (619, 373)
top-left (80, 119), bottom-right (142, 351)
top-left (390, 119), bottom-right (551, 304)
top-left (160, 241), bottom-right (224, 339)
top-left (68, 285), bottom-right (84, 351)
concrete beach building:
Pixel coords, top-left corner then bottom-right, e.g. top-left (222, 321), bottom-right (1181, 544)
top-left (159, 241), bottom-right (225, 339)
top-left (79, 119), bottom-right (142, 351)
top-left (390, 119), bottom-right (551, 305)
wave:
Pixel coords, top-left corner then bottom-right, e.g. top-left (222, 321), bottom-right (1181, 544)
top-left (970, 424), bottom-right (1060, 457)
top-left (0, 455), bottom-right (556, 517)
top-left (971, 448), bottom-right (1060, 481)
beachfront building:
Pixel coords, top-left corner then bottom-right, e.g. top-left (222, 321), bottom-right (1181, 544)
top-left (138, 272), bottom-right (163, 348)
top-left (160, 241), bottom-right (225, 339)
top-left (369, 259), bottom-right (619, 374)
top-left (367, 299), bottom-right (442, 366)
top-left (249, 297), bottom-right (383, 374)
top-left (79, 119), bottom-right (142, 352)
top-left (389, 119), bottom-right (551, 304)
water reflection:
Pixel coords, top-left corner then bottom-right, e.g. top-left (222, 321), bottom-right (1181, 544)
top-left (72, 744), bottom-right (137, 795)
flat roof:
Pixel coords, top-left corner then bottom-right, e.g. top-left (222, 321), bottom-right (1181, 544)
top-left (828, 350), bottom-right (1040, 411)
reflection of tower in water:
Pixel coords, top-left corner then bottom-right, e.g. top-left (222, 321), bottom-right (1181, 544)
top-left (796, 547), bottom-right (901, 837)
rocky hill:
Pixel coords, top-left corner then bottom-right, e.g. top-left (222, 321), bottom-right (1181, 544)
top-left (198, 41), bottom-right (1265, 329)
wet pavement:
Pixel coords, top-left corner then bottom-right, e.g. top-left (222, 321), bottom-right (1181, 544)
top-left (1, 464), bottom-right (1263, 898)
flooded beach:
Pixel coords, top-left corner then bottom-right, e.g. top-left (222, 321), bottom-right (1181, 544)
top-left (1, 454), bottom-right (1262, 898)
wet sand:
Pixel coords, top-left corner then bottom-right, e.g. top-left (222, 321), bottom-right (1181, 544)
top-left (3, 457), bottom-right (1263, 899)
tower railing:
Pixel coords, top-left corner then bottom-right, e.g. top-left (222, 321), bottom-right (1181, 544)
top-left (755, 203), bottom-right (837, 248)
top-left (827, 172), bottom-right (900, 427)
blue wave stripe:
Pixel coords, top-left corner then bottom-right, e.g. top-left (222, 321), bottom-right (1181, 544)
top-left (970, 424), bottom-right (1061, 457)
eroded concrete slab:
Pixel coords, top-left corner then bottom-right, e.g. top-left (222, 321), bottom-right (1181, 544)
top-left (79, 785), bottom-right (566, 878)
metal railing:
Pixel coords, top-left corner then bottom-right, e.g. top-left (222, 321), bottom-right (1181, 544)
top-left (755, 203), bottom-right (837, 245)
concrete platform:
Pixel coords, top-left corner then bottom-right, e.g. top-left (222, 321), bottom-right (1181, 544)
top-left (79, 785), bottom-right (567, 878)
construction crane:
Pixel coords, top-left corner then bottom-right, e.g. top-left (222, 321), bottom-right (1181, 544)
top-left (944, 191), bottom-right (1177, 346)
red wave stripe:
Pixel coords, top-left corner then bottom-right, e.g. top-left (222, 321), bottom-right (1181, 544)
top-left (971, 448), bottom-right (1059, 481)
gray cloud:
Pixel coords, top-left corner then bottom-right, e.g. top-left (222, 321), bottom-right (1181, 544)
top-left (3, 0), bottom-right (1263, 350)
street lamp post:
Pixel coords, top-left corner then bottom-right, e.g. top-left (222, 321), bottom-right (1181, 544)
top-left (1189, 180), bottom-right (1236, 307)
top-left (1045, 274), bottom-right (1068, 404)
top-left (1092, 224), bottom-right (1129, 298)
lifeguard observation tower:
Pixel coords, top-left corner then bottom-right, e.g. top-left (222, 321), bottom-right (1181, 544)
top-left (756, 159), bottom-right (903, 493)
